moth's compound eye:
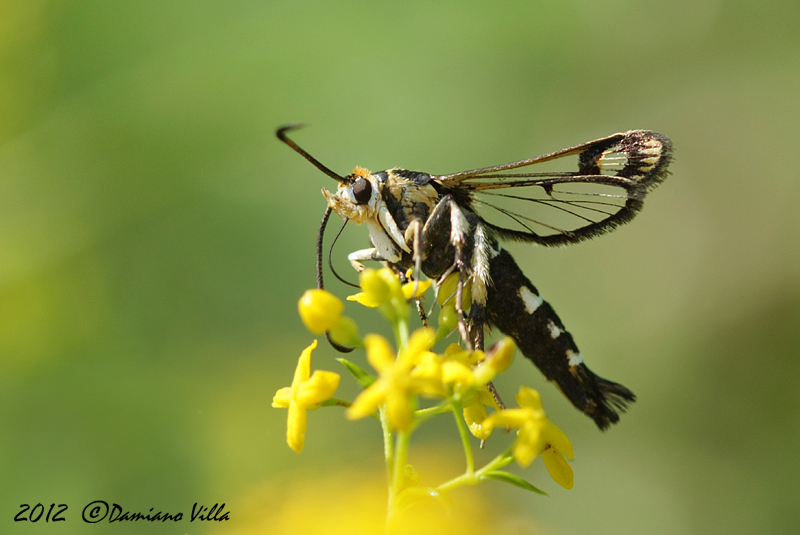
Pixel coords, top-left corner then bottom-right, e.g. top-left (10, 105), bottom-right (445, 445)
top-left (353, 177), bottom-right (372, 204)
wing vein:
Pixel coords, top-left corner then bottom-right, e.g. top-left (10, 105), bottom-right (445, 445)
top-left (480, 191), bottom-right (621, 218)
top-left (473, 198), bottom-right (574, 235)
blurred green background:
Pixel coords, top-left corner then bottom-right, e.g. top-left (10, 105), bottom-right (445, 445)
top-left (2, 0), bottom-right (799, 533)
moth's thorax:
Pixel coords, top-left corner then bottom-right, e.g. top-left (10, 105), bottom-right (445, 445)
top-left (379, 169), bottom-right (439, 230)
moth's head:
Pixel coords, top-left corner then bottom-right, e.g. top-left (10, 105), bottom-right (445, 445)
top-left (322, 166), bottom-right (381, 224)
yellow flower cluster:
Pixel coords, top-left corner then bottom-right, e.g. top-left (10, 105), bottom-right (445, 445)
top-left (275, 267), bottom-right (575, 493)
top-left (439, 338), bottom-right (515, 439)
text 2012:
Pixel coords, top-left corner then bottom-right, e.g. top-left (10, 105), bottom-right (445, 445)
top-left (14, 503), bottom-right (67, 523)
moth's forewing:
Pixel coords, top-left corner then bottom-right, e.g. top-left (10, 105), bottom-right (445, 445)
top-left (435, 130), bottom-right (672, 246)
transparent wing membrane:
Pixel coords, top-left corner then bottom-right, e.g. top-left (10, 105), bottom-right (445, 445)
top-left (472, 178), bottom-right (640, 245)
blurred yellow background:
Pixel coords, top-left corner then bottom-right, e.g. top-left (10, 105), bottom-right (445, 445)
top-left (2, 1), bottom-right (799, 534)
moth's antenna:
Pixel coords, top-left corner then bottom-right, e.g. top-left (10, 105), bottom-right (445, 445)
top-left (277, 124), bottom-right (348, 183)
top-left (316, 206), bottom-right (333, 291)
top-left (316, 206), bottom-right (354, 353)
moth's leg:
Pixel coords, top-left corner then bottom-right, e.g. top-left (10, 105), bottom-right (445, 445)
top-left (414, 296), bottom-right (429, 328)
top-left (421, 195), bottom-right (475, 349)
top-left (404, 219), bottom-right (424, 299)
top-left (406, 220), bottom-right (431, 327)
top-left (348, 248), bottom-right (383, 272)
top-left (454, 276), bottom-right (471, 349)
top-left (469, 222), bottom-right (506, 410)
top-left (470, 303), bottom-right (486, 351)
top-left (446, 199), bottom-right (472, 348)
top-left (469, 222), bottom-right (492, 350)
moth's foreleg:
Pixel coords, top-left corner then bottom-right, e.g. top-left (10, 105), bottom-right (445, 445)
top-left (348, 248), bottom-right (383, 272)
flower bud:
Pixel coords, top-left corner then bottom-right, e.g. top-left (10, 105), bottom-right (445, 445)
top-left (298, 289), bottom-right (344, 334)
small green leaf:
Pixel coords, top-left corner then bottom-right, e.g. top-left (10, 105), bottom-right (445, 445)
top-left (336, 358), bottom-right (376, 389)
top-left (482, 471), bottom-right (548, 495)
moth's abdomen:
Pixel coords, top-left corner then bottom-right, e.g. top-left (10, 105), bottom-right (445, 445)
top-left (485, 248), bottom-right (635, 430)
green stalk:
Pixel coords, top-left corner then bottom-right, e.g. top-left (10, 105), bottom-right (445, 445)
top-left (435, 446), bottom-right (515, 493)
top-left (451, 400), bottom-right (474, 475)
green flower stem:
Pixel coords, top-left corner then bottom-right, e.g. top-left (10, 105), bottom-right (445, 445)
top-left (435, 446), bottom-right (515, 493)
top-left (395, 315), bottom-right (409, 349)
top-left (413, 402), bottom-right (453, 427)
top-left (386, 428), bottom-right (411, 528)
top-left (320, 398), bottom-right (381, 420)
top-left (451, 400), bottom-right (474, 475)
top-left (385, 307), bottom-right (410, 523)
top-left (392, 430), bottom-right (411, 494)
top-left (380, 405), bottom-right (394, 488)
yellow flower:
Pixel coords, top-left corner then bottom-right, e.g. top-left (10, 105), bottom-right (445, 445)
top-left (350, 268), bottom-right (410, 323)
top-left (440, 343), bottom-right (482, 388)
top-left (482, 386), bottom-right (574, 488)
top-left (438, 337), bottom-right (514, 389)
top-left (540, 426), bottom-right (575, 490)
top-left (349, 269), bottom-right (431, 306)
top-left (360, 267), bottom-right (404, 304)
top-left (346, 328), bottom-right (442, 431)
top-left (462, 387), bottom-right (501, 440)
top-left (472, 337), bottom-right (516, 385)
top-left (298, 290), bottom-right (344, 334)
top-left (298, 289), bottom-right (361, 346)
top-left (428, 343), bottom-right (503, 440)
top-left (273, 340), bottom-right (341, 453)
top-left (441, 359), bottom-right (475, 387)
top-left (410, 350), bottom-right (444, 388)
top-left (401, 274), bottom-right (433, 300)
top-left (485, 337), bottom-right (515, 373)
top-left (442, 342), bottom-right (483, 365)
top-left (347, 292), bottom-right (380, 307)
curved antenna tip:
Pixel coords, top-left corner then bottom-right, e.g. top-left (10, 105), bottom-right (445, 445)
top-left (276, 123), bottom-right (344, 183)
top-left (276, 123), bottom-right (308, 137)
